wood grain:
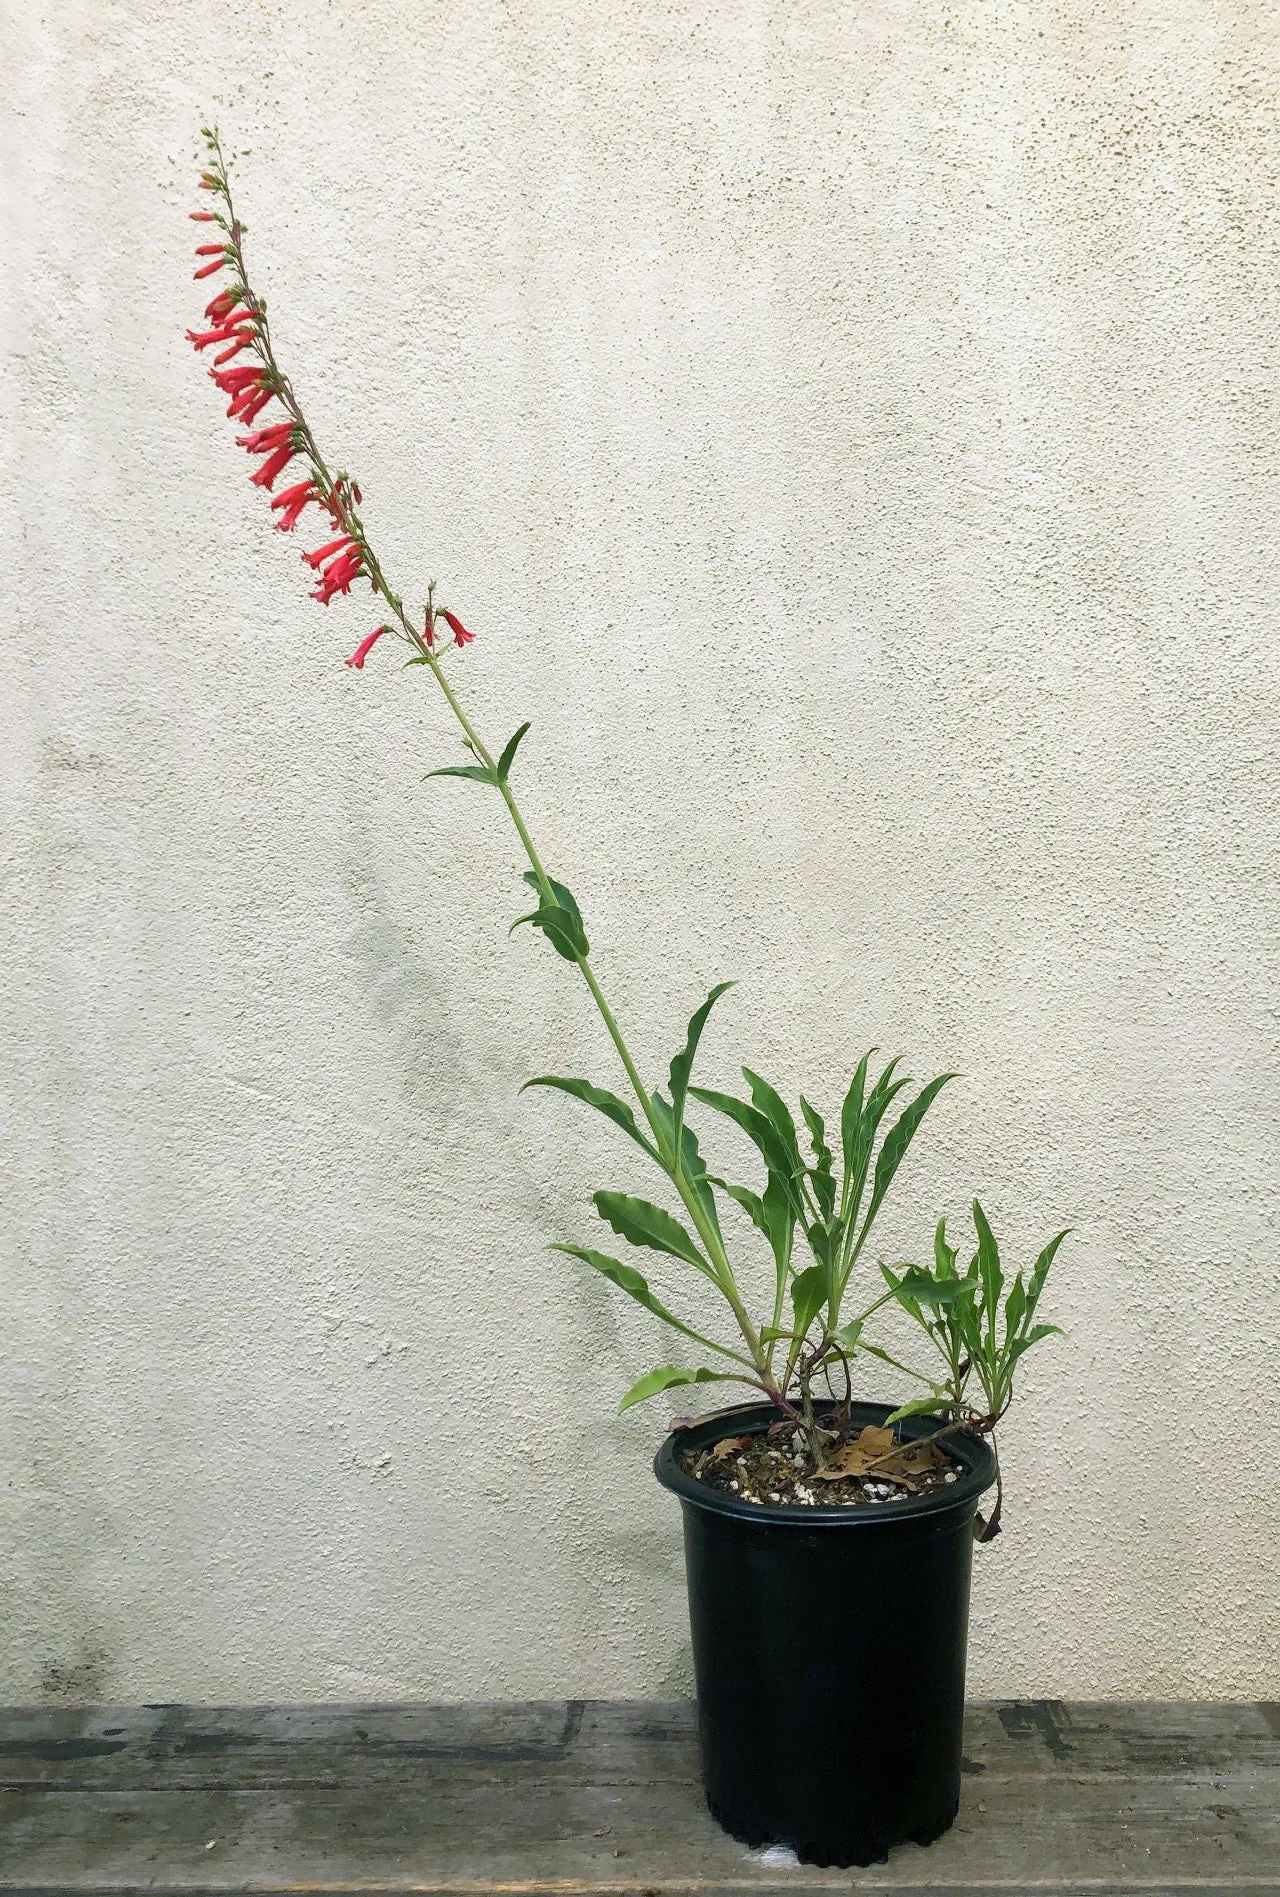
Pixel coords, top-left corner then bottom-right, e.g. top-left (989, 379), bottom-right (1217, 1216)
top-left (1, 1701), bottom-right (1276, 1894)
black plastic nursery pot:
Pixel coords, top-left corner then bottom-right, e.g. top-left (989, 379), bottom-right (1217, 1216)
top-left (654, 1399), bottom-right (997, 1868)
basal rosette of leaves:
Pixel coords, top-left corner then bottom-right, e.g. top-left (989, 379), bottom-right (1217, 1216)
top-left (185, 127), bottom-right (1067, 1532)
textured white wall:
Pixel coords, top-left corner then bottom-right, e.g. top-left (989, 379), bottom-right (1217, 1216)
top-left (2, 0), bottom-right (1278, 1705)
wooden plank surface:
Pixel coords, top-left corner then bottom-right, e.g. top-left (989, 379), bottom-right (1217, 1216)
top-left (1, 1700), bottom-right (1276, 1895)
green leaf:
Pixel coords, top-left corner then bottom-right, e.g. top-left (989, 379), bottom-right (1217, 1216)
top-left (649, 1094), bottom-right (721, 1239)
top-left (668, 982), bottom-right (735, 1124)
top-left (1009, 1322), bottom-right (1064, 1363)
top-left (789, 1263), bottom-right (828, 1339)
top-left (688, 1086), bottom-right (795, 1186)
top-left (520, 1075), bottom-right (657, 1157)
top-left (860, 1073), bottom-right (957, 1235)
top-left (893, 1268), bottom-right (969, 1310)
top-left (742, 1068), bottom-right (801, 1178)
top-left (709, 1176), bottom-right (767, 1233)
top-left (973, 1200), bottom-right (1004, 1339)
top-left (879, 1262), bottom-right (922, 1324)
top-left (833, 1318), bottom-right (863, 1350)
top-left (839, 1051), bottom-right (872, 1185)
top-left (761, 1171), bottom-right (796, 1275)
top-left (592, 1190), bottom-right (712, 1275)
top-left (618, 1364), bottom-right (737, 1412)
top-left (934, 1218), bottom-right (958, 1280)
top-left (843, 1059), bottom-right (910, 1232)
top-left (885, 1395), bottom-right (950, 1424)
top-left (552, 1244), bottom-right (737, 1356)
top-left (1004, 1270), bottom-right (1027, 1343)
top-left (800, 1096), bottom-right (836, 1221)
top-left (427, 762), bottom-right (497, 784)
top-left (1027, 1228), bottom-right (1070, 1316)
top-left (496, 721), bottom-right (531, 782)
top-left (511, 871), bottom-right (589, 962)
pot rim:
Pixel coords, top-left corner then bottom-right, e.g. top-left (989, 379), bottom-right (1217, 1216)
top-left (653, 1397), bottom-right (997, 1527)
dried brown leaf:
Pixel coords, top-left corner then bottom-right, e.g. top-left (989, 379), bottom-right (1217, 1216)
top-left (710, 1435), bottom-right (747, 1462)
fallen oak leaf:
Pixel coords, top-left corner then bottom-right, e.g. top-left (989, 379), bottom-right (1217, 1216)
top-left (811, 1425), bottom-right (909, 1483)
top-left (710, 1435), bottom-right (748, 1461)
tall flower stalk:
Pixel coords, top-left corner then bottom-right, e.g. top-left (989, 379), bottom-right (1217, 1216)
top-left (186, 127), bottom-right (1064, 1479)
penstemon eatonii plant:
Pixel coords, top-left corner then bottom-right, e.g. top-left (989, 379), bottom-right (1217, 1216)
top-left (186, 127), bottom-right (1067, 1535)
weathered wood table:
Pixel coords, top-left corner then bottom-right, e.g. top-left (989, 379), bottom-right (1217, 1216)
top-left (1, 1700), bottom-right (1276, 1895)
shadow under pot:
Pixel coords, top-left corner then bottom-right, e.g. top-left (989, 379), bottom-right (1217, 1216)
top-left (654, 1399), bottom-right (997, 1869)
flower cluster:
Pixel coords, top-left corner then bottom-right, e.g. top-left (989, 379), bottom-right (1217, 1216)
top-left (186, 132), bottom-right (474, 671)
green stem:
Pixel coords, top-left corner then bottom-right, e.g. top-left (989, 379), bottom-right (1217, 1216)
top-left (208, 134), bottom-right (774, 1378)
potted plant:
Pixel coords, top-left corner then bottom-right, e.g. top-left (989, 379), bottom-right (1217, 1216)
top-left (184, 127), bottom-right (1068, 1869)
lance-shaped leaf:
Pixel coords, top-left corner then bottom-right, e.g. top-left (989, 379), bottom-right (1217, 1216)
top-left (1027, 1228), bottom-right (1070, 1317)
top-left (800, 1096), bottom-right (836, 1221)
top-left (649, 1094), bottom-right (721, 1238)
top-left (496, 721), bottom-right (531, 782)
top-left (858, 1073), bottom-right (956, 1238)
top-left (843, 1058), bottom-right (910, 1232)
top-left (742, 1068), bottom-right (801, 1179)
top-left (668, 981), bottom-right (735, 1162)
top-left (688, 1086), bottom-right (797, 1198)
top-left (592, 1190), bottom-right (713, 1276)
top-left (552, 1245), bottom-right (743, 1359)
top-left (427, 761), bottom-right (496, 784)
top-left (1003, 1270), bottom-right (1027, 1343)
top-left (511, 871), bottom-right (589, 962)
top-left (885, 1394), bottom-right (951, 1424)
top-left (889, 1266), bottom-right (971, 1311)
top-left (1009, 1321), bottom-right (1064, 1363)
top-left (839, 1050), bottom-right (872, 1184)
top-left (973, 1199), bottom-right (1004, 1345)
top-left (618, 1364), bottom-right (738, 1413)
top-left (521, 1075), bottom-right (657, 1158)
top-left (790, 1263), bottom-right (828, 1340)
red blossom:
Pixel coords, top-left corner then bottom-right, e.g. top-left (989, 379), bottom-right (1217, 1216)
top-left (269, 479), bottom-right (320, 531)
top-left (302, 534), bottom-right (358, 570)
top-left (212, 329), bottom-right (258, 366)
top-left (194, 243), bottom-right (226, 256)
top-left (237, 420), bottom-right (295, 454)
top-left (210, 362), bottom-right (261, 387)
top-left (228, 385), bottom-right (273, 425)
top-left (193, 257), bottom-right (226, 279)
top-left (310, 549), bottom-right (363, 602)
top-left (189, 210), bottom-right (217, 222)
top-left (441, 610), bottom-right (474, 648)
top-left (344, 625), bottom-right (392, 669)
top-left (204, 291), bottom-right (240, 322)
top-left (249, 442), bottom-right (299, 489)
top-left (186, 319), bottom-right (242, 350)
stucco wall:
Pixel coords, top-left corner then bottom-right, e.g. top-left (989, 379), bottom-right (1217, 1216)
top-left (2, 0), bottom-right (1278, 1704)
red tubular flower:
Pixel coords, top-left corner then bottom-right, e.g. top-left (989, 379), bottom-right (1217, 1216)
top-left (344, 625), bottom-right (391, 669)
top-left (249, 443), bottom-right (299, 489)
top-left (228, 385), bottom-right (273, 425)
top-left (310, 549), bottom-right (363, 602)
top-left (302, 534), bottom-right (358, 570)
top-left (194, 243), bottom-right (226, 256)
top-left (193, 257), bottom-right (226, 279)
top-left (269, 480), bottom-right (320, 531)
top-left (204, 290), bottom-right (239, 322)
top-left (210, 361), bottom-right (260, 387)
top-left (189, 209), bottom-right (217, 222)
top-left (212, 329), bottom-right (258, 366)
top-left (440, 609), bottom-right (474, 648)
top-left (237, 421), bottom-right (295, 454)
top-left (186, 321), bottom-right (240, 350)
